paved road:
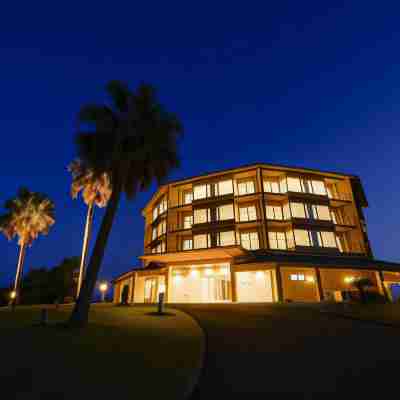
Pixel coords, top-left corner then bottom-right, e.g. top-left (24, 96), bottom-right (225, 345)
top-left (176, 303), bottom-right (400, 399)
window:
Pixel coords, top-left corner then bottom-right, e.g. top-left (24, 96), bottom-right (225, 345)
top-left (183, 214), bottom-right (193, 229)
top-left (152, 227), bottom-right (157, 240)
top-left (237, 180), bottom-right (255, 195)
top-left (239, 205), bottom-right (257, 221)
top-left (286, 230), bottom-right (295, 248)
top-left (311, 180), bottom-right (327, 195)
top-left (326, 183), bottom-right (339, 199)
top-left (290, 202), bottom-right (307, 219)
top-left (183, 191), bottom-right (193, 204)
top-left (290, 274), bottom-right (305, 281)
top-left (152, 197), bottom-right (167, 221)
top-left (157, 220), bottom-right (166, 236)
top-left (287, 177), bottom-right (302, 192)
top-left (268, 231), bottom-right (287, 250)
top-left (152, 207), bottom-right (158, 222)
top-left (194, 234), bottom-right (211, 249)
top-left (216, 180), bottom-right (233, 196)
top-left (217, 231), bottom-right (236, 246)
top-left (182, 238), bottom-right (193, 250)
top-left (266, 205), bottom-right (283, 220)
top-left (311, 205), bottom-right (331, 221)
top-left (294, 229), bottom-right (311, 246)
top-left (193, 184), bottom-right (211, 200)
top-left (193, 208), bottom-right (211, 224)
top-left (318, 231), bottom-right (337, 248)
top-left (217, 204), bottom-right (234, 221)
top-left (240, 232), bottom-right (259, 250)
top-left (152, 241), bottom-right (166, 254)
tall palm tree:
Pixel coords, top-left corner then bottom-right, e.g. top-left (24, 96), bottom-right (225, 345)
top-left (69, 81), bottom-right (183, 327)
top-left (0, 188), bottom-right (55, 303)
top-left (69, 159), bottom-right (111, 298)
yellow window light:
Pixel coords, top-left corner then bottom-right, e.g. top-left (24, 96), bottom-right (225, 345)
top-left (306, 276), bottom-right (315, 283)
top-left (174, 275), bottom-right (182, 283)
top-left (158, 283), bottom-right (166, 293)
top-left (219, 267), bottom-right (229, 275)
top-left (204, 268), bottom-right (213, 276)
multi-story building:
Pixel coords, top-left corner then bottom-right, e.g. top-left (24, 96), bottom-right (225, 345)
top-left (113, 163), bottom-right (400, 304)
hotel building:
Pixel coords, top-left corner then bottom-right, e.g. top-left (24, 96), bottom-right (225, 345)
top-left (113, 163), bottom-right (400, 304)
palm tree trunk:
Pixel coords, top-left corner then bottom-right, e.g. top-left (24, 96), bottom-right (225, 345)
top-left (13, 242), bottom-right (27, 304)
top-left (76, 202), bottom-right (94, 299)
top-left (68, 182), bottom-right (122, 328)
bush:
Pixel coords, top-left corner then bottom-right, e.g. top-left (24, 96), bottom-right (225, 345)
top-left (364, 291), bottom-right (387, 304)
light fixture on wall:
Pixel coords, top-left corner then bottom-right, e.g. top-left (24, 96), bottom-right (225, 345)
top-left (306, 276), bottom-right (315, 283)
top-left (190, 269), bottom-right (199, 277)
top-left (255, 271), bottom-right (264, 279)
top-left (344, 276), bottom-right (355, 283)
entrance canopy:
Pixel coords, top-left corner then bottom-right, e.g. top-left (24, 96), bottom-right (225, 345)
top-left (140, 245), bottom-right (247, 263)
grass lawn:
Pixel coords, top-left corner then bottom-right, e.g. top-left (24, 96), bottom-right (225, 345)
top-left (0, 303), bottom-right (204, 400)
top-left (321, 302), bottom-right (400, 325)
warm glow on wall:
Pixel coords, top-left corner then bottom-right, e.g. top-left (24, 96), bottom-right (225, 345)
top-left (219, 267), bottom-right (229, 275)
top-left (306, 276), bottom-right (315, 283)
top-left (255, 271), bottom-right (264, 279)
top-left (204, 268), bottom-right (213, 276)
top-left (190, 269), bottom-right (199, 277)
top-left (10, 290), bottom-right (16, 299)
top-left (174, 275), bottom-right (182, 283)
top-left (344, 276), bottom-right (355, 283)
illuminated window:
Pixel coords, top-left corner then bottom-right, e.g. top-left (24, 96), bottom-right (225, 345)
top-left (240, 232), bottom-right (259, 250)
top-left (194, 234), bottom-right (211, 249)
top-left (183, 214), bottom-right (193, 229)
top-left (294, 229), bottom-right (311, 246)
top-left (311, 180), bottom-right (327, 195)
top-left (290, 274), bottom-right (305, 281)
top-left (217, 204), bottom-right (234, 221)
top-left (217, 230), bottom-right (236, 246)
top-left (193, 184), bottom-right (211, 200)
top-left (239, 205), bottom-right (257, 221)
top-left (183, 191), bottom-right (193, 204)
top-left (287, 177), bottom-right (302, 192)
top-left (290, 202), bottom-right (307, 218)
top-left (193, 208), bottom-right (211, 224)
top-left (286, 230), bottom-right (295, 248)
top-left (311, 205), bottom-right (331, 221)
top-left (282, 203), bottom-right (291, 220)
top-left (237, 180), bottom-right (255, 195)
top-left (319, 231), bottom-right (337, 248)
top-left (152, 207), bottom-right (158, 221)
top-left (266, 204), bottom-right (283, 220)
top-left (268, 231), bottom-right (287, 250)
top-left (182, 238), bottom-right (193, 250)
top-left (216, 180), bottom-right (234, 196)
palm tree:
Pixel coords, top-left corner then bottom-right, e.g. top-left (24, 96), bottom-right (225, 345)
top-left (69, 81), bottom-right (183, 327)
top-left (69, 159), bottom-right (111, 298)
top-left (0, 188), bottom-right (55, 304)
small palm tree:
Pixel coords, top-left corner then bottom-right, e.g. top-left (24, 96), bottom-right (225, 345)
top-left (68, 81), bottom-right (183, 328)
top-left (69, 159), bottom-right (111, 298)
top-left (0, 188), bottom-right (55, 303)
top-left (352, 277), bottom-right (373, 304)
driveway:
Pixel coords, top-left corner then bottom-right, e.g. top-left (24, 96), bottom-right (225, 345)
top-left (176, 303), bottom-right (400, 398)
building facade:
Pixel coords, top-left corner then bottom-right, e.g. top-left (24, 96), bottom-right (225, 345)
top-left (113, 163), bottom-right (400, 304)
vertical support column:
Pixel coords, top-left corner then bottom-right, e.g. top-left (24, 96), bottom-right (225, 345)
top-left (375, 270), bottom-right (390, 302)
top-left (230, 261), bottom-right (237, 302)
top-left (275, 265), bottom-right (284, 302)
top-left (315, 268), bottom-right (324, 302)
top-left (129, 274), bottom-right (136, 304)
top-left (114, 282), bottom-right (121, 304)
top-left (167, 266), bottom-right (173, 303)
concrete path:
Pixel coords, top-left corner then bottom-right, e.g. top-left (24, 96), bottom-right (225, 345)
top-left (176, 303), bottom-right (400, 399)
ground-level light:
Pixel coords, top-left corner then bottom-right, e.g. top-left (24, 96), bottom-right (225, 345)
top-left (99, 282), bottom-right (108, 302)
top-left (10, 290), bottom-right (16, 300)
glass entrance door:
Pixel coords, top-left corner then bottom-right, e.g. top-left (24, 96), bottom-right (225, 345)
top-left (144, 278), bottom-right (158, 303)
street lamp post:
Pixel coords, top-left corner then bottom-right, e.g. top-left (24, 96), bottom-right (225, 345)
top-left (99, 282), bottom-right (108, 302)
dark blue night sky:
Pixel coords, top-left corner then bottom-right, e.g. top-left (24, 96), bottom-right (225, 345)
top-left (1, 2), bottom-right (400, 287)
